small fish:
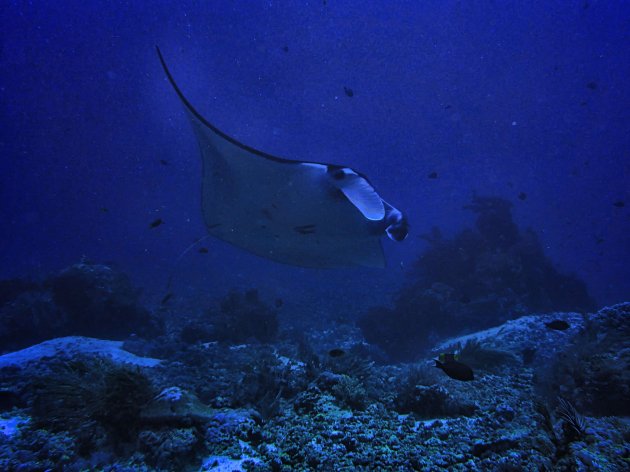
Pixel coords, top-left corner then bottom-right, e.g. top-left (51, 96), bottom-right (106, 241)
top-left (428, 171), bottom-right (438, 179)
top-left (100, 207), bottom-right (109, 213)
top-left (586, 81), bottom-right (597, 90)
top-left (459, 295), bottom-right (471, 304)
top-left (328, 348), bottom-right (346, 358)
top-left (198, 247), bottom-right (209, 254)
top-left (281, 45), bottom-right (289, 53)
top-left (274, 298), bottom-right (284, 308)
top-left (261, 208), bottom-right (274, 220)
top-left (294, 224), bottom-right (316, 235)
top-left (518, 192), bottom-right (527, 201)
top-left (545, 320), bottom-right (570, 331)
top-left (159, 159), bottom-right (169, 166)
top-left (444, 104), bottom-right (452, 109)
top-left (434, 354), bottom-right (474, 381)
top-left (150, 218), bottom-right (164, 228)
top-left (343, 86), bottom-right (354, 97)
top-left (161, 292), bottom-right (173, 305)
top-left (613, 201), bottom-right (625, 208)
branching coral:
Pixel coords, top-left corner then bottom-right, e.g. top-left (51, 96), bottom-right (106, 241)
top-left (331, 375), bottom-right (368, 410)
top-left (232, 352), bottom-right (289, 420)
top-left (557, 397), bottom-right (587, 441)
top-left (29, 356), bottom-right (155, 449)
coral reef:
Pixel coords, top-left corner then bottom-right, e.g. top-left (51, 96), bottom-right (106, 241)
top-left (138, 427), bottom-right (201, 469)
top-left (0, 278), bottom-right (39, 307)
top-left (28, 357), bottom-right (155, 448)
top-left (175, 288), bottom-right (281, 348)
top-left (534, 302), bottom-right (630, 417)
top-left (49, 262), bottom-right (164, 340)
top-left (213, 289), bottom-right (279, 344)
top-left (0, 262), bottom-right (164, 353)
top-left (395, 382), bottom-right (476, 418)
top-left (556, 397), bottom-right (588, 442)
top-left (359, 195), bottom-right (595, 361)
top-left (0, 264), bottom-right (627, 471)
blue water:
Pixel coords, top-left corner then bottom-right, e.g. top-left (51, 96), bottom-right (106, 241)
top-left (1, 1), bottom-right (628, 307)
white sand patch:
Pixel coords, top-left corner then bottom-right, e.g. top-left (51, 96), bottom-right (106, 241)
top-left (0, 336), bottom-right (161, 368)
top-left (0, 415), bottom-right (29, 437)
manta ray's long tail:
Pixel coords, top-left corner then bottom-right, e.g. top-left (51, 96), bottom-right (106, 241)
top-left (161, 235), bottom-right (211, 305)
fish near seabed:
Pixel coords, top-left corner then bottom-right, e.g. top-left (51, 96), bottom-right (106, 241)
top-left (156, 46), bottom-right (408, 268)
top-left (545, 320), bottom-right (570, 331)
top-left (328, 348), bottom-right (346, 358)
top-left (435, 353), bottom-right (474, 381)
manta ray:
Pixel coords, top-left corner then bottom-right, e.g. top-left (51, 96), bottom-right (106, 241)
top-left (156, 47), bottom-right (407, 268)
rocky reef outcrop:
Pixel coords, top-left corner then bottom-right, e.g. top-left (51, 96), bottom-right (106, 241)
top-left (0, 262), bottom-right (164, 353)
top-left (0, 279), bottom-right (626, 470)
top-left (359, 195), bottom-right (595, 362)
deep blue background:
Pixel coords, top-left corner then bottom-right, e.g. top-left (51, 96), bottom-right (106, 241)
top-left (1, 1), bottom-right (628, 313)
